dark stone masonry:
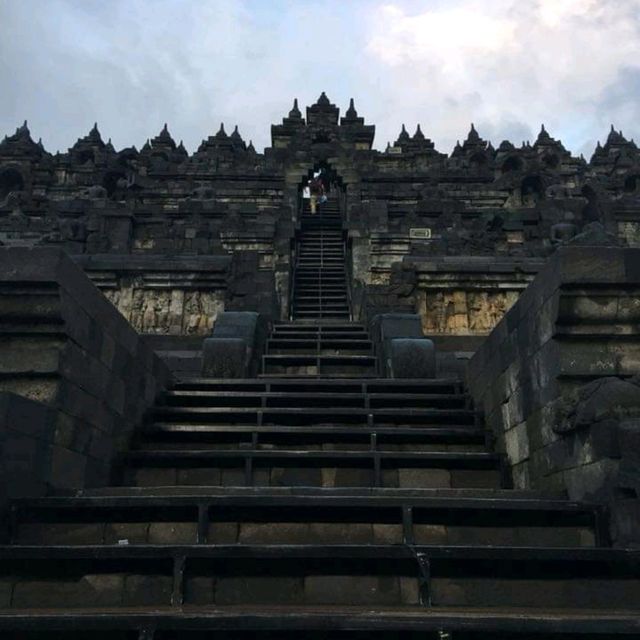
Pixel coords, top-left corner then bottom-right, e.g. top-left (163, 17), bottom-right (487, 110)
top-left (0, 94), bottom-right (639, 637)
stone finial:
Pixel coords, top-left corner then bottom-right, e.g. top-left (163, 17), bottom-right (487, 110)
top-left (345, 98), bottom-right (358, 118)
top-left (216, 122), bottom-right (227, 138)
top-left (466, 123), bottom-right (481, 143)
top-left (157, 123), bottom-right (172, 140)
top-left (397, 124), bottom-right (410, 142)
top-left (317, 91), bottom-right (330, 106)
top-left (606, 125), bottom-right (627, 145)
top-left (247, 140), bottom-right (256, 154)
top-left (535, 124), bottom-right (554, 145)
top-left (289, 98), bottom-right (302, 118)
top-left (87, 122), bottom-right (103, 143)
top-left (414, 124), bottom-right (425, 140)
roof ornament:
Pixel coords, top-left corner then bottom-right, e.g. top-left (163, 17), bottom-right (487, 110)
top-left (289, 98), bottom-right (302, 119)
top-left (346, 98), bottom-right (358, 118)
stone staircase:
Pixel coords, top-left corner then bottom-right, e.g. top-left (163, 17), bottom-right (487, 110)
top-left (0, 197), bottom-right (639, 638)
top-left (292, 198), bottom-right (350, 321)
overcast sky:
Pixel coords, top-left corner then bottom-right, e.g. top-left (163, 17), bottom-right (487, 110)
top-left (2, 0), bottom-right (640, 158)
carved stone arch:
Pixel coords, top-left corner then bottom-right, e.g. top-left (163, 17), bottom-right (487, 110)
top-left (520, 175), bottom-right (545, 204)
top-left (581, 183), bottom-right (602, 223)
top-left (469, 152), bottom-right (487, 167)
top-left (0, 165), bottom-right (25, 200)
top-left (502, 155), bottom-right (523, 173)
top-left (624, 174), bottom-right (640, 193)
top-left (76, 149), bottom-right (95, 165)
top-left (151, 150), bottom-right (169, 162)
top-left (102, 169), bottom-right (127, 198)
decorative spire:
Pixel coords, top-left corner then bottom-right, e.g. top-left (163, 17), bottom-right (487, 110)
top-left (176, 140), bottom-right (188, 157)
top-left (158, 123), bottom-right (171, 139)
top-left (247, 140), bottom-right (256, 154)
top-left (535, 124), bottom-right (553, 145)
top-left (346, 98), bottom-right (358, 119)
top-left (230, 125), bottom-right (242, 140)
top-left (88, 122), bottom-right (102, 142)
top-left (606, 125), bottom-right (627, 146)
top-left (216, 122), bottom-right (228, 138)
top-left (466, 123), bottom-right (481, 143)
top-left (397, 124), bottom-right (410, 142)
top-left (289, 98), bottom-right (302, 119)
top-left (413, 124), bottom-right (425, 140)
top-left (317, 91), bottom-right (330, 106)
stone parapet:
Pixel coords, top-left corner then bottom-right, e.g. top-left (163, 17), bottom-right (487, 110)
top-left (0, 247), bottom-right (171, 491)
top-left (358, 256), bottom-right (543, 343)
top-left (467, 246), bottom-right (640, 543)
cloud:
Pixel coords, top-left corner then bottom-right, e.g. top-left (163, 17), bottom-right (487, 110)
top-left (363, 0), bottom-right (640, 155)
top-left (1, 0), bottom-right (640, 157)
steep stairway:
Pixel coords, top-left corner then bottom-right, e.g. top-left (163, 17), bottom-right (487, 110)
top-left (291, 197), bottom-right (349, 321)
top-left (0, 197), bottom-right (639, 638)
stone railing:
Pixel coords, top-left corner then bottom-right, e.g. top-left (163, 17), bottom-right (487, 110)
top-left (0, 248), bottom-right (171, 507)
top-left (467, 246), bottom-right (640, 544)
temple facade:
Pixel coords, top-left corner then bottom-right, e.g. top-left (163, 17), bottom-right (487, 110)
top-left (0, 94), bottom-right (640, 637)
top-left (1, 93), bottom-right (639, 353)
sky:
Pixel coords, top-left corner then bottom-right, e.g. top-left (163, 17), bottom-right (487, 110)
top-left (2, 0), bottom-right (640, 158)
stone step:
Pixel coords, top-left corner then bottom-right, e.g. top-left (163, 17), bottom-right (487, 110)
top-left (262, 356), bottom-right (372, 375)
top-left (123, 449), bottom-right (502, 490)
top-left (171, 378), bottom-right (464, 394)
top-left (272, 323), bottom-right (367, 330)
top-left (0, 607), bottom-right (638, 638)
top-left (269, 331), bottom-right (369, 340)
top-left (292, 310), bottom-right (350, 317)
top-left (293, 303), bottom-right (350, 310)
top-left (0, 546), bottom-right (637, 611)
top-left (149, 405), bottom-right (476, 427)
top-left (291, 313), bottom-right (351, 322)
top-left (266, 347), bottom-right (372, 357)
top-left (140, 423), bottom-right (487, 450)
top-left (161, 390), bottom-right (469, 409)
top-left (266, 341), bottom-right (370, 355)
top-left (12, 493), bottom-right (599, 548)
top-left (292, 296), bottom-right (349, 303)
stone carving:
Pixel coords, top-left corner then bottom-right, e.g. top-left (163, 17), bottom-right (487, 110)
top-left (567, 222), bottom-right (625, 247)
top-left (552, 376), bottom-right (640, 435)
top-left (550, 222), bottom-right (577, 244)
top-left (423, 290), bottom-right (518, 335)
top-left (81, 185), bottom-right (107, 200)
top-left (183, 291), bottom-right (223, 335)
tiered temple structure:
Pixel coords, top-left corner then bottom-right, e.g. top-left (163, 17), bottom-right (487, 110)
top-left (0, 94), bottom-right (639, 637)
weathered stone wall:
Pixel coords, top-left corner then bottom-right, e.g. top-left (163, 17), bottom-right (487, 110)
top-left (74, 254), bottom-right (232, 336)
top-left (357, 256), bottom-right (542, 345)
top-left (0, 247), bottom-right (171, 492)
top-left (467, 247), bottom-right (640, 508)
